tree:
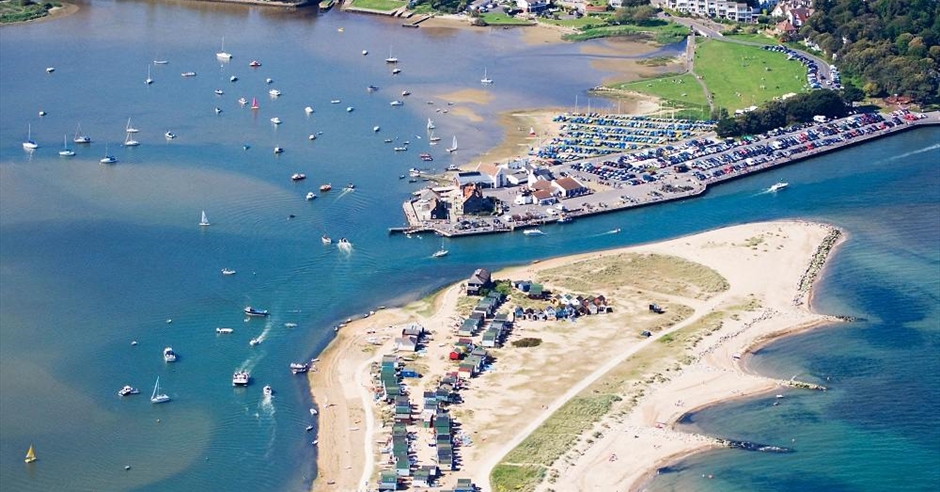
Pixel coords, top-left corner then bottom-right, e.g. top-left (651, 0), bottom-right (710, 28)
top-left (841, 83), bottom-right (865, 103)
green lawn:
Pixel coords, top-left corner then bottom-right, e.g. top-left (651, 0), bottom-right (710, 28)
top-left (347, 0), bottom-right (404, 11)
top-left (723, 33), bottom-right (779, 45)
top-left (479, 12), bottom-right (534, 25)
top-left (564, 22), bottom-right (689, 44)
top-left (613, 73), bottom-right (709, 108)
top-left (538, 14), bottom-right (610, 29)
top-left (693, 38), bottom-right (809, 113)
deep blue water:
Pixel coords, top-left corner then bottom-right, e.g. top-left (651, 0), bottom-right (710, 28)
top-left (0, 2), bottom-right (938, 491)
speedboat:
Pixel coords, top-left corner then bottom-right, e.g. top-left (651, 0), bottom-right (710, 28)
top-left (291, 173), bottom-right (306, 181)
top-left (367, 85), bottom-right (378, 92)
top-left (304, 106), bottom-right (314, 115)
top-left (265, 77), bottom-right (273, 84)
top-left (522, 228), bottom-right (544, 236)
top-left (393, 146), bottom-right (408, 152)
top-left (362, 50), bottom-right (368, 56)
top-left (232, 371), bottom-right (250, 386)
top-left (389, 100), bottom-right (403, 107)
top-left (346, 107), bottom-right (354, 113)
top-left (163, 347), bottom-right (178, 362)
top-left (273, 146), bottom-right (284, 154)
top-left (319, 184), bottom-right (332, 192)
top-left (221, 268), bottom-right (236, 275)
top-left (330, 99), bottom-right (341, 104)
top-left (46, 66), bottom-right (55, 73)
top-left (392, 68), bottom-right (401, 75)
top-left (181, 71), bottom-right (197, 77)
top-left (249, 60), bottom-right (261, 67)
top-left (268, 89), bottom-right (281, 97)
top-left (344, 183), bottom-right (355, 191)
top-left (306, 192), bottom-right (317, 201)
top-left (270, 117), bottom-right (281, 125)
top-left (118, 385), bottom-right (140, 397)
top-left (373, 126), bottom-right (380, 132)
top-left (214, 89), bottom-right (224, 95)
top-left (290, 362), bottom-right (310, 374)
top-left (244, 306), bottom-right (269, 317)
top-left (215, 107), bottom-right (223, 114)
top-left (769, 182), bottom-right (789, 192)
top-left (401, 90), bottom-right (411, 96)
top-left (263, 385), bottom-right (273, 397)
top-left (230, 75), bottom-right (238, 82)
top-left (321, 235), bottom-right (332, 245)
top-left (216, 327), bottom-right (234, 334)
top-left (165, 131), bottom-right (177, 140)
top-left (420, 153), bottom-right (433, 162)
top-left (337, 238), bottom-right (350, 246)
top-left (249, 337), bottom-right (261, 346)
top-left (432, 249), bottom-right (448, 258)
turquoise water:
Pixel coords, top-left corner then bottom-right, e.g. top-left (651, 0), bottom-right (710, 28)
top-left (0, 2), bottom-right (937, 491)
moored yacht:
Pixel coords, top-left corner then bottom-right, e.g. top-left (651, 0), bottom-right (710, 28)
top-left (118, 385), bottom-right (140, 396)
top-left (244, 306), bottom-right (269, 317)
top-left (290, 362), bottom-right (310, 374)
top-left (216, 327), bottom-right (234, 334)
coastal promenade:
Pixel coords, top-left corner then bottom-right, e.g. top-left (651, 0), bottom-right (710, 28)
top-left (397, 110), bottom-right (940, 237)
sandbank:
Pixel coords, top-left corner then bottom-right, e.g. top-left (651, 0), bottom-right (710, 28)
top-left (309, 220), bottom-right (844, 492)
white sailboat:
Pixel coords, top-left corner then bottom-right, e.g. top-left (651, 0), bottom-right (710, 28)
top-left (426, 118), bottom-right (435, 131)
top-left (124, 131), bottom-right (140, 147)
top-left (481, 68), bottom-right (493, 85)
top-left (150, 376), bottom-right (170, 404)
top-left (446, 135), bottom-right (458, 153)
top-left (59, 134), bottom-right (75, 156)
top-left (216, 37), bottom-right (232, 61)
top-left (199, 210), bottom-right (211, 227)
top-left (432, 240), bottom-right (448, 258)
top-left (145, 65), bottom-right (153, 85)
top-left (100, 144), bottom-right (117, 164)
top-left (384, 46), bottom-right (398, 64)
top-left (73, 123), bottom-right (91, 144)
top-left (22, 124), bottom-right (38, 150)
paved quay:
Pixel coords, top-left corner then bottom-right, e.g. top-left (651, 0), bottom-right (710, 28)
top-left (395, 110), bottom-right (940, 238)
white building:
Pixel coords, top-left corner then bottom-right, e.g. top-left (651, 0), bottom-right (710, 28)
top-left (652, 0), bottom-right (755, 23)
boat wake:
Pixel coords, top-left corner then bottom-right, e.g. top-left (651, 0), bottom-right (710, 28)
top-left (888, 142), bottom-right (940, 161)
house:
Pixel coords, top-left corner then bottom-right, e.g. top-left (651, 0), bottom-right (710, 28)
top-left (412, 189), bottom-right (448, 221)
top-left (775, 20), bottom-right (797, 36)
top-left (527, 167), bottom-right (555, 187)
top-left (516, 0), bottom-right (549, 13)
top-left (401, 322), bottom-right (425, 338)
top-left (453, 183), bottom-right (491, 216)
top-left (476, 162), bottom-right (507, 188)
top-left (453, 171), bottom-right (490, 188)
top-left (532, 188), bottom-right (557, 205)
top-left (467, 268), bottom-right (492, 295)
top-left (458, 318), bottom-right (480, 337)
top-left (527, 282), bottom-right (544, 299)
top-left (651, 0), bottom-right (755, 23)
top-left (552, 176), bottom-right (589, 198)
top-left (394, 335), bottom-right (418, 352)
top-left (544, 305), bottom-right (557, 320)
top-left (413, 465), bottom-right (439, 488)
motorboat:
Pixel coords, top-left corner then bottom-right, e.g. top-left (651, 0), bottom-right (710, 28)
top-left (389, 100), bottom-right (403, 107)
top-left (165, 131), bottom-right (177, 140)
top-left (273, 146), bottom-right (284, 154)
top-left (367, 85), bottom-right (378, 92)
top-left (118, 385), bottom-right (140, 397)
top-left (215, 107), bottom-right (223, 114)
top-left (373, 126), bottom-right (381, 132)
top-left (346, 107), bottom-right (354, 112)
top-left (769, 182), bottom-right (789, 192)
top-left (163, 347), bottom-right (178, 362)
top-left (344, 183), bottom-right (356, 191)
top-left (291, 173), bottom-right (306, 181)
top-left (306, 192), bottom-right (317, 201)
top-left (145, 65), bottom-right (153, 85)
top-left (216, 327), bottom-right (234, 334)
top-left (263, 385), bottom-right (273, 397)
top-left (321, 235), bottom-right (332, 245)
top-left (319, 184), bottom-right (332, 192)
top-left (308, 134), bottom-right (317, 141)
top-left (384, 138), bottom-right (393, 143)
top-left (426, 118), bottom-right (435, 130)
top-left (244, 306), bottom-right (269, 317)
top-left (249, 337), bottom-right (261, 346)
top-left (153, 60), bottom-right (168, 65)
top-left (265, 77), bottom-right (273, 84)
top-left (221, 268), bottom-right (236, 275)
top-left (249, 60), bottom-right (261, 67)
top-left (362, 50), bottom-right (368, 56)
top-left (214, 89), bottom-right (224, 95)
top-left (337, 238), bottom-right (350, 247)
top-left (268, 89), bottom-right (281, 97)
top-left (392, 68), bottom-right (401, 74)
top-left (306, 425), bottom-right (314, 432)
top-left (522, 228), bottom-right (544, 236)
top-left (232, 371), bottom-right (250, 386)
top-left (304, 106), bottom-right (314, 115)
top-left (46, 66), bottom-right (55, 73)
top-left (230, 75), bottom-right (238, 82)
top-left (393, 146), bottom-right (408, 152)
top-left (432, 249), bottom-right (448, 258)
top-left (181, 71), bottom-right (197, 77)
top-left (401, 90), bottom-right (411, 96)
top-left (419, 153), bottom-right (433, 162)
top-left (290, 362), bottom-right (310, 374)
top-left (330, 99), bottom-right (341, 104)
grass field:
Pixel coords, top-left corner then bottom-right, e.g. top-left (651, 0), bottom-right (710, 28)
top-left (564, 22), bottom-right (689, 44)
top-left (479, 12), bottom-right (535, 25)
top-left (723, 33), bottom-right (779, 45)
top-left (613, 73), bottom-right (710, 110)
top-left (0, 0), bottom-right (58, 23)
top-left (694, 38), bottom-right (809, 112)
top-left (538, 14), bottom-right (610, 29)
top-left (347, 0), bottom-right (404, 11)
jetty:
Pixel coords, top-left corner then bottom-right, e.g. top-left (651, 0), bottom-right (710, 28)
top-left (395, 110), bottom-right (939, 238)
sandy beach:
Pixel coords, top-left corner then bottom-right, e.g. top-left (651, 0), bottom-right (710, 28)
top-left (308, 220), bottom-right (844, 492)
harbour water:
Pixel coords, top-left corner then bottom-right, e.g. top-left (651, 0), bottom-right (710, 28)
top-left (0, 2), bottom-right (937, 491)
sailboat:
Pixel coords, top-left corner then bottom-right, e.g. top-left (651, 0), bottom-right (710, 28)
top-left (150, 377), bottom-right (170, 404)
top-left (426, 118), bottom-right (435, 131)
top-left (216, 37), bottom-right (232, 61)
top-left (432, 240), bottom-right (448, 258)
top-left (59, 134), bottom-right (75, 156)
top-left (384, 46), bottom-right (398, 64)
top-left (145, 65), bottom-right (153, 85)
top-left (24, 445), bottom-right (37, 463)
top-left (73, 123), bottom-right (91, 144)
top-left (446, 135), bottom-right (458, 153)
top-left (125, 118), bottom-right (139, 133)
top-left (199, 210), bottom-right (211, 227)
top-left (250, 97), bottom-right (259, 110)
top-left (100, 144), bottom-right (117, 164)
top-left (481, 68), bottom-right (493, 85)
top-left (428, 130), bottom-right (441, 144)
top-left (124, 131), bottom-right (140, 147)
top-left (22, 124), bottom-right (38, 150)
